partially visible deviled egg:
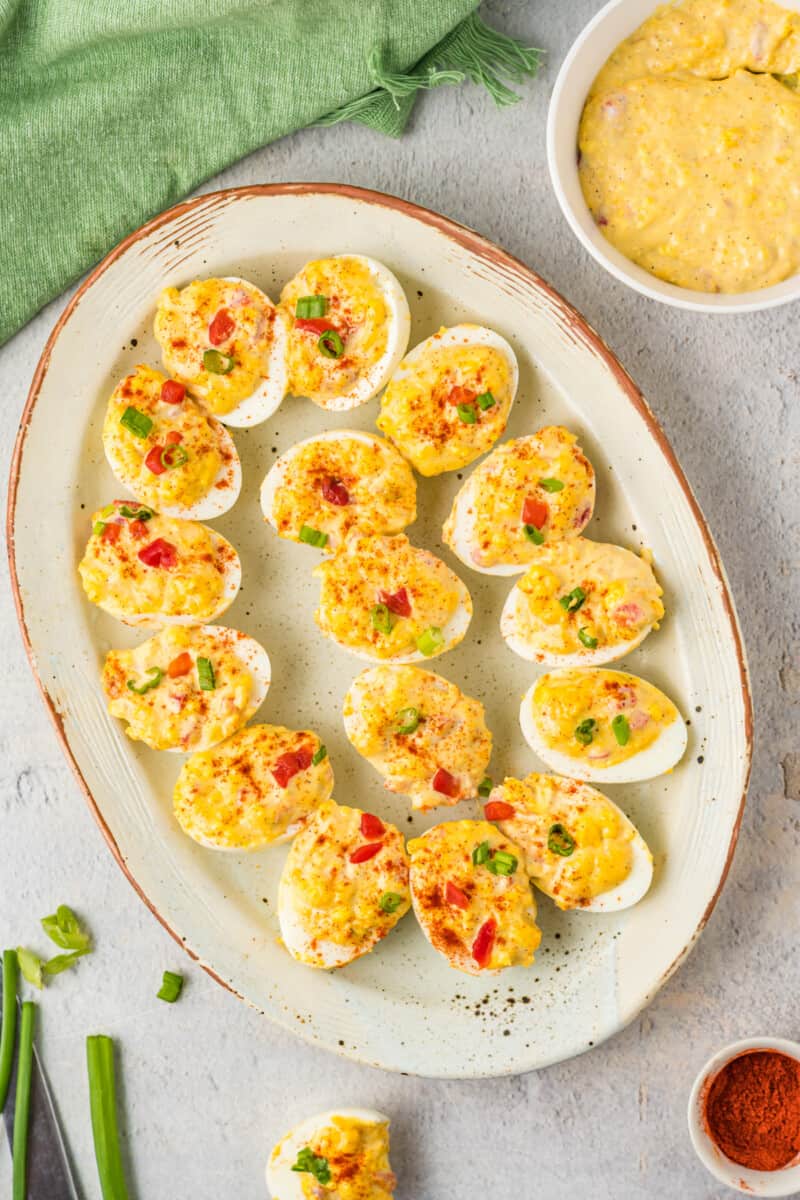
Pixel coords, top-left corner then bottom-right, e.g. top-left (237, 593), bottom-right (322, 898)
top-left (443, 426), bottom-right (595, 574)
top-left (520, 667), bottom-right (687, 783)
top-left (260, 430), bottom-right (416, 552)
top-left (314, 534), bottom-right (472, 663)
top-left (342, 665), bottom-right (492, 811)
top-left (483, 773), bottom-right (653, 912)
top-left (78, 502), bottom-right (241, 628)
top-left (102, 625), bottom-right (270, 753)
top-left (408, 820), bottom-right (541, 976)
top-left (173, 724), bottom-right (333, 851)
top-left (154, 277), bottom-right (288, 426)
top-left (267, 1108), bottom-right (396, 1200)
top-left (278, 800), bottom-right (410, 969)
top-left (377, 324), bottom-right (518, 475)
top-left (102, 365), bottom-right (241, 519)
top-left (279, 255), bottom-right (410, 411)
top-left (501, 540), bottom-right (664, 665)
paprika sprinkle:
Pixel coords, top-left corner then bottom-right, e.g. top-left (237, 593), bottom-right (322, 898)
top-left (703, 1050), bottom-right (800, 1172)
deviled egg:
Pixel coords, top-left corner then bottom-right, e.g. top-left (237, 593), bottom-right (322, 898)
top-left (408, 820), bottom-right (541, 976)
top-left (483, 773), bottom-right (653, 911)
top-left (78, 502), bottom-right (241, 628)
top-left (314, 534), bottom-right (472, 663)
top-left (342, 665), bottom-right (492, 811)
top-left (280, 255), bottom-right (410, 410)
top-left (173, 724), bottom-right (333, 851)
top-left (520, 667), bottom-right (687, 783)
top-left (501, 540), bottom-right (664, 665)
top-left (267, 1108), bottom-right (396, 1200)
top-left (278, 800), bottom-right (410, 969)
top-left (443, 426), bottom-right (595, 573)
top-left (377, 324), bottom-right (518, 475)
top-left (154, 276), bottom-right (288, 426)
top-left (260, 430), bottom-right (416, 552)
top-left (102, 365), bottom-right (241, 519)
top-left (102, 625), bottom-right (270, 753)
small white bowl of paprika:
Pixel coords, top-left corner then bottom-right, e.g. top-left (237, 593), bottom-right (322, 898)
top-left (688, 1037), bottom-right (800, 1195)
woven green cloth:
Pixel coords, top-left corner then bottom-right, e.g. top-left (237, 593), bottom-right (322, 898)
top-left (0, 1), bottom-right (540, 346)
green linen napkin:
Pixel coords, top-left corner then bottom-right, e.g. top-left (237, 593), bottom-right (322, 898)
top-left (0, 1), bottom-right (541, 347)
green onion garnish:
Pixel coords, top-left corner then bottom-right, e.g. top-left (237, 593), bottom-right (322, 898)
top-left (16, 948), bottom-right (43, 990)
top-left (160, 445), bottom-right (189, 470)
top-left (299, 525), bottom-right (328, 548)
top-left (119, 505), bottom-right (153, 521)
top-left (379, 892), bottom-right (404, 914)
top-left (100, 503), bottom-right (117, 518)
top-left (292, 1147), bottom-right (331, 1185)
top-left (477, 776), bottom-right (493, 798)
top-left (119, 406), bottom-right (153, 439)
top-left (86, 1035), bottom-right (131, 1200)
top-left (0, 950), bottom-right (18, 1112)
top-left (456, 403), bottom-right (477, 424)
top-left (523, 524), bottom-right (545, 545)
top-left (539, 477), bottom-right (564, 492)
top-left (318, 330), bottom-right (344, 359)
top-left (612, 714), bottom-right (631, 746)
top-left (93, 521), bottom-right (106, 536)
top-left (472, 840), bottom-right (491, 867)
top-left (12, 1001), bottom-right (35, 1200)
top-left (559, 587), bottom-right (586, 613)
top-left (203, 349), bottom-right (235, 374)
top-left (42, 950), bottom-right (89, 977)
top-left (574, 717), bottom-right (597, 746)
top-left (41, 904), bottom-right (90, 952)
top-left (578, 628), bottom-right (598, 649)
top-left (548, 823), bottom-right (576, 857)
top-left (416, 626), bottom-right (444, 657)
top-left (395, 706), bottom-right (420, 734)
top-left (476, 391), bottom-right (496, 411)
top-left (487, 850), bottom-right (518, 876)
top-left (126, 666), bottom-right (163, 695)
top-left (295, 295), bottom-right (327, 319)
top-left (157, 971), bottom-right (183, 1003)
top-left (371, 603), bottom-right (395, 635)
top-left (197, 657), bottom-right (215, 691)
top-left (312, 744), bottom-right (327, 766)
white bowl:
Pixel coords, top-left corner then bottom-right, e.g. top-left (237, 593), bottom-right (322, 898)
top-left (546, 0), bottom-right (800, 313)
top-left (687, 1037), bottom-right (800, 1195)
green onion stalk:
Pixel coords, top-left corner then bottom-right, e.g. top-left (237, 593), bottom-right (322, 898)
top-left (87, 1035), bottom-right (130, 1200)
top-left (0, 949), bottom-right (18, 1112)
top-left (12, 1001), bottom-right (36, 1200)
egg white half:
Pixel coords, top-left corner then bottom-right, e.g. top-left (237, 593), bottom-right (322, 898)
top-left (113, 527), bottom-right (241, 630)
top-left (267, 1109), bottom-right (391, 1200)
top-left (500, 582), bottom-right (654, 668)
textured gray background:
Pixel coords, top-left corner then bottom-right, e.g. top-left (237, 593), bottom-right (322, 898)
top-left (1, 2), bottom-right (797, 1196)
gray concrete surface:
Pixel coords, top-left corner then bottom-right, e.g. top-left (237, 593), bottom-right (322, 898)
top-left (1, 2), bottom-right (797, 1196)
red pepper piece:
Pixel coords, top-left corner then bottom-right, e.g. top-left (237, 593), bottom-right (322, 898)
top-left (271, 747), bottom-right (313, 789)
top-left (360, 812), bottom-right (385, 839)
top-left (522, 497), bottom-right (548, 529)
top-left (448, 385), bottom-right (477, 406)
top-left (129, 520), bottom-right (148, 540)
top-left (167, 652), bottom-right (193, 678)
top-left (349, 842), bottom-right (383, 864)
top-left (138, 538), bottom-right (177, 569)
top-left (484, 800), bottom-right (515, 821)
top-left (379, 587), bottom-right (412, 617)
top-left (321, 477), bottom-right (350, 506)
top-left (295, 317), bottom-right (340, 335)
top-left (160, 380), bottom-right (186, 405)
top-left (472, 918), bottom-right (497, 968)
top-left (145, 445), bottom-right (167, 475)
top-left (209, 308), bottom-right (235, 346)
top-left (432, 768), bottom-right (459, 798)
top-left (445, 881), bottom-right (469, 910)
top-left (102, 522), bottom-right (122, 544)
top-left (165, 430), bottom-right (183, 445)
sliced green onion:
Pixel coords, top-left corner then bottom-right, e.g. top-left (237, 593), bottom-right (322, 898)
top-left (292, 1147), bottom-right (331, 1185)
top-left (476, 391), bottom-right (496, 411)
top-left (197, 657), bottom-right (215, 691)
top-left (416, 626), bottom-right (444, 657)
top-left (311, 744), bottom-right (327, 766)
top-left (12, 1001), bottom-right (35, 1200)
top-left (477, 776), bottom-right (493, 798)
top-left (16, 947), bottom-right (43, 990)
top-left (578, 627), bottom-right (598, 649)
top-left (160, 445), bottom-right (189, 470)
top-left (126, 667), bottom-right (163, 696)
top-left (93, 521), bottom-right (107, 536)
top-left (299, 525), bottom-right (328, 548)
top-left (472, 840), bottom-right (491, 867)
top-left (42, 904), bottom-right (90, 951)
top-left (487, 850), bottom-right (518, 876)
top-left (559, 586), bottom-right (586, 613)
top-left (548, 823), bottom-right (576, 857)
top-left (0, 950), bottom-right (18, 1112)
top-left (86, 1034), bottom-right (131, 1200)
top-left (612, 714), bottom-right (631, 746)
top-left (295, 295), bottom-right (327, 318)
top-left (203, 349), bottom-right (235, 374)
top-left (118, 505), bottom-right (153, 521)
top-left (394, 706), bottom-right (420, 735)
top-left (43, 950), bottom-right (89, 976)
top-left (539, 477), bottom-right (564, 493)
top-left (157, 971), bottom-right (183, 1003)
top-left (574, 718), bottom-right (597, 746)
top-left (119, 406), bottom-right (153, 439)
top-left (370, 604), bottom-right (395, 635)
top-left (379, 892), bottom-right (404, 914)
top-left (523, 524), bottom-right (545, 545)
top-left (318, 330), bottom-right (344, 359)
top-left (456, 403), bottom-right (477, 424)
top-left (100, 504), bottom-right (117, 519)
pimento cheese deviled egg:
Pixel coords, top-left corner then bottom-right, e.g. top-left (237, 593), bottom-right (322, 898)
top-left (102, 365), bottom-right (241, 520)
top-left (154, 276), bottom-right (288, 427)
top-left (501, 540), bottom-right (664, 666)
top-left (377, 324), bottom-right (518, 475)
top-left (520, 667), bottom-right (687, 783)
top-left (443, 426), bottom-right (595, 574)
top-left (78, 502), bottom-right (241, 628)
top-left (278, 800), bottom-right (410, 969)
top-left (102, 625), bottom-right (270, 753)
top-left (260, 431), bottom-right (416, 552)
top-left (173, 724), bottom-right (333, 851)
top-left (342, 665), bottom-right (492, 811)
top-left (408, 820), bottom-right (541, 976)
top-left (267, 1109), bottom-right (396, 1200)
top-left (483, 773), bottom-right (653, 912)
top-left (279, 255), bottom-right (410, 411)
top-left (313, 534), bottom-right (472, 663)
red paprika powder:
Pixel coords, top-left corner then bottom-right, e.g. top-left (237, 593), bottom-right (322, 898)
top-left (704, 1050), bottom-right (800, 1172)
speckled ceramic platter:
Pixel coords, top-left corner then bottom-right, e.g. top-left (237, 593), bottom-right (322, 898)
top-left (8, 184), bottom-right (752, 1077)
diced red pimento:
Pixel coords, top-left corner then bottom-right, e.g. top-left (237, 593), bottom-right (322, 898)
top-left (167, 652), bottom-right (193, 678)
top-left (379, 587), bottom-right (411, 617)
top-left (145, 445), bottom-right (167, 475)
top-left (472, 918), bottom-right (497, 968)
top-left (522, 496), bottom-right (548, 529)
top-left (445, 881), bottom-right (469, 910)
top-left (432, 768), bottom-right (459, 798)
top-left (448, 385), bottom-right (477, 406)
top-left (295, 317), bottom-right (342, 336)
top-left (209, 308), bottom-right (236, 346)
top-left (321, 477), bottom-right (350, 506)
top-left (360, 812), bottom-right (385, 839)
top-left (102, 522), bottom-right (122, 544)
top-left (160, 380), bottom-right (186, 405)
top-left (129, 520), bottom-right (149, 540)
top-left (165, 430), bottom-right (183, 445)
top-left (271, 746), bottom-right (313, 789)
top-left (138, 538), bottom-right (177, 569)
top-left (349, 842), bottom-right (383, 864)
top-left (484, 800), bottom-right (515, 821)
